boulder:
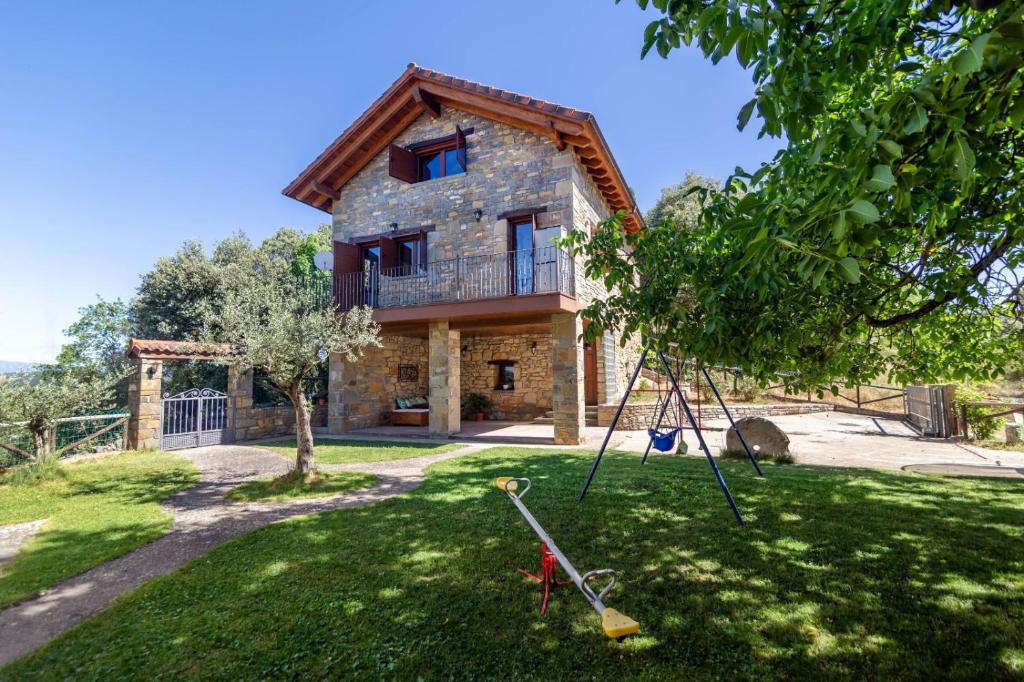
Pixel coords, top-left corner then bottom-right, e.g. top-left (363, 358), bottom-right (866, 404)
top-left (725, 416), bottom-right (790, 457)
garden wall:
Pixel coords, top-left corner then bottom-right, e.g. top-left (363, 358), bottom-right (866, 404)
top-left (597, 402), bottom-right (835, 431)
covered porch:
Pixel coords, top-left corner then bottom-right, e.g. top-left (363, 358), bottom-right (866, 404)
top-left (327, 308), bottom-right (593, 445)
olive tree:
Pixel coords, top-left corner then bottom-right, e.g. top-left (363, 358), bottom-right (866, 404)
top-left (212, 268), bottom-right (380, 476)
top-left (0, 368), bottom-right (117, 462)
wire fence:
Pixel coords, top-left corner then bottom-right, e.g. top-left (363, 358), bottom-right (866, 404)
top-left (0, 408), bottom-right (128, 468)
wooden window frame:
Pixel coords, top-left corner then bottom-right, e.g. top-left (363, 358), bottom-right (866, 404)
top-left (489, 360), bottom-right (517, 391)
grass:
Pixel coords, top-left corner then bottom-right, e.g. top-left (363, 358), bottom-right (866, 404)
top-left (6, 449), bottom-right (1024, 679)
top-left (255, 438), bottom-right (459, 465)
top-left (227, 471), bottom-right (378, 502)
top-left (0, 451), bottom-right (197, 609)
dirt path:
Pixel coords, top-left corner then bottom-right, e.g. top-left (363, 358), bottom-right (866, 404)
top-left (0, 443), bottom-right (484, 668)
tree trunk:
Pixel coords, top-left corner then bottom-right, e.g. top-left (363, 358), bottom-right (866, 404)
top-left (290, 386), bottom-right (316, 475)
top-left (31, 428), bottom-right (53, 462)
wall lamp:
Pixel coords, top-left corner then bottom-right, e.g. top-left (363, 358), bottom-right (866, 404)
top-left (389, 222), bottom-right (398, 231)
top-left (530, 341), bottom-right (537, 355)
top-left (474, 209), bottom-right (483, 222)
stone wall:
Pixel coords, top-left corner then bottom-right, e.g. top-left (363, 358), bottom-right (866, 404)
top-left (597, 401), bottom-right (836, 430)
top-left (237, 406), bottom-right (295, 441)
top-left (461, 333), bottom-right (552, 420)
top-left (329, 335), bottom-right (430, 432)
top-left (332, 108), bottom-right (574, 262)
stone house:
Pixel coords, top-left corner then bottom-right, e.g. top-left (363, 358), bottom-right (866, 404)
top-left (283, 65), bottom-right (644, 445)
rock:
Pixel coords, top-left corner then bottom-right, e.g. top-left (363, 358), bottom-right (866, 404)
top-left (725, 416), bottom-right (790, 457)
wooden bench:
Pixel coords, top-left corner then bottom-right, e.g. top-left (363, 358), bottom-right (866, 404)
top-left (391, 408), bottom-right (429, 426)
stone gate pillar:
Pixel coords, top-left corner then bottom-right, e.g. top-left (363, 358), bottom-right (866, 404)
top-left (126, 358), bottom-right (163, 450)
top-left (429, 320), bottom-right (460, 437)
top-left (328, 351), bottom-right (349, 434)
top-left (552, 313), bottom-right (585, 445)
top-left (227, 366), bottom-right (253, 442)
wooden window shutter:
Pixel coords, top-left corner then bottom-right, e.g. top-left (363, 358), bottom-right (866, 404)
top-left (418, 229), bottom-right (428, 270)
top-left (333, 241), bottom-right (361, 274)
top-left (455, 125), bottom-right (467, 170)
top-left (378, 236), bottom-right (399, 272)
top-left (388, 144), bottom-right (417, 183)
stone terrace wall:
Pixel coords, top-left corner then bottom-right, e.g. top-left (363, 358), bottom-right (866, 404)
top-left (598, 402), bottom-right (836, 431)
top-left (462, 334), bottom-right (552, 421)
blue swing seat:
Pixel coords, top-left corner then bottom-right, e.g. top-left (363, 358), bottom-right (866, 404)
top-left (648, 427), bottom-right (682, 452)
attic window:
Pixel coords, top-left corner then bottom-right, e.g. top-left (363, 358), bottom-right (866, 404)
top-left (389, 126), bottom-right (468, 184)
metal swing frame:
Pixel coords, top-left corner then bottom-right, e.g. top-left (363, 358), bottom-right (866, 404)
top-left (578, 347), bottom-right (763, 526)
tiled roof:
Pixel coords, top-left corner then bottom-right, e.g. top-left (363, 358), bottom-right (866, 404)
top-left (126, 338), bottom-right (234, 360)
top-left (282, 64), bottom-right (642, 231)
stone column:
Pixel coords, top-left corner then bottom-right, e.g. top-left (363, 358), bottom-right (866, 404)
top-left (227, 366), bottom-right (253, 442)
top-left (327, 351), bottom-right (349, 434)
top-left (126, 358), bottom-right (162, 450)
top-left (551, 313), bottom-right (585, 445)
top-left (429, 320), bottom-right (460, 437)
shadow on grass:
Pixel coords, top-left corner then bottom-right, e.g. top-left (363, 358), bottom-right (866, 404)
top-left (6, 450), bottom-right (1024, 679)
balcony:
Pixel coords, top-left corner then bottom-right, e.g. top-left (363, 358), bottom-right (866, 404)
top-left (328, 246), bottom-right (575, 312)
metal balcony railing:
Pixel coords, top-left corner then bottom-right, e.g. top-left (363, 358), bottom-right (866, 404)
top-left (330, 246), bottom-right (575, 311)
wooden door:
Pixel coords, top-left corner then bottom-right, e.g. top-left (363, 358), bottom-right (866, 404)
top-left (583, 342), bottom-right (598, 405)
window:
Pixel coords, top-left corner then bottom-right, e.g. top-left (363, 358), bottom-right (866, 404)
top-left (388, 126), bottom-right (468, 184)
top-left (396, 236), bottom-right (423, 275)
top-left (492, 361), bottom-right (516, 391)
top-left (415, 143), bottom-right (465, 181)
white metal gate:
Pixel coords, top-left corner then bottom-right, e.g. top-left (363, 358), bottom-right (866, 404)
top-left (905, 384), bottom-right (956, 438)
top-left (160, 388), bottom-right (228, 450)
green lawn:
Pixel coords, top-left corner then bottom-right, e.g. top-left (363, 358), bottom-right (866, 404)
top-left (255, 438), bottom-right (459, 465)
top-left (6, 449), bottom-right (1024, 679)
top-left (227, 471), bottom-right (378, 502)
top-left (0, 451), bottom-right (197, 609)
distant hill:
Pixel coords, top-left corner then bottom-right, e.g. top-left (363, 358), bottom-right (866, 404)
top-left (0, 361), bottom-right (35, 375)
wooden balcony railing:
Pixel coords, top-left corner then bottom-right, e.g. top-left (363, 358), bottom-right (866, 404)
top-left (328, 246), bottom-right (575, 311)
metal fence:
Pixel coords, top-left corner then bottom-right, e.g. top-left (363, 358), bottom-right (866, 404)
top-left (329, 246), bottom-right (575, 311)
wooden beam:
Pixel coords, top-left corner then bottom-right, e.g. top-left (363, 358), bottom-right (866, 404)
top-left (311, 181), bottom-right (340, 201)
top-left (545, 120), bottom-right (566, 151)
top-left (411, 85), bottom-right (441, 119)
top-left (418, 82), bottom-right (585, 136)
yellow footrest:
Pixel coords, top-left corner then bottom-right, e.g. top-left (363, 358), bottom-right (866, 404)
top-left (495, 476), bottom-right (518, 492)
top-left (601, 608), bottom-right (640, 639)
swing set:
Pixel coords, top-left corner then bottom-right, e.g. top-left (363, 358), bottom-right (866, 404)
top-left (580, 346), bottom-right (764, 526)
top-left (494, 346), bottom-right (762, 638)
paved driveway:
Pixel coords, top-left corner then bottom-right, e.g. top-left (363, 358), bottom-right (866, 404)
top-left (604, 410), bottom-right (1024, 473)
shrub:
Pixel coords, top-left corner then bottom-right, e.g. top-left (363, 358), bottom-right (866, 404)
top-left (731, 375), bottom-right (762, 403)
top-left (955, 385), bottom-right (1005, 441)
top-left (463, 393), bottom-right (493, 417)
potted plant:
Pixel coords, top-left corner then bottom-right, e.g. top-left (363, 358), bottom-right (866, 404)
top-left (464, 392), bottom-right (493, 421)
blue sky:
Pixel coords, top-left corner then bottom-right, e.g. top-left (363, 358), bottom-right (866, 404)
top-left (0, 0), bottom-right (779, 363)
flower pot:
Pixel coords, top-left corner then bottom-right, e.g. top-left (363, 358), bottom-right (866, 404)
top-left (474, 412), bottom-right (485, 421)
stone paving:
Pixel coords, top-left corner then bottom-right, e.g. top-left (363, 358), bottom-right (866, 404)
top-left (0, 442), bottom-right (484, 668)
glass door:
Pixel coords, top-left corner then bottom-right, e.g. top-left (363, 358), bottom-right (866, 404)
top-left (361, 244), bottom-right (380, 307)
top-left (510, 218), bottom-right (534, 295)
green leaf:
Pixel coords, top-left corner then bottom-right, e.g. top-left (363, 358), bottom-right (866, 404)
top-left (1009, 96), bottom-right (1024, 129)
top-left (950, 133), bottom-right (976, 180)
top-left (847, 199), bottom-right (880, 224)
top-left (831, 211), bottom-right (848, 240)
top-left (736, 98), bottom-right (757, 131)
top-left (850, 119), bottom-right (867, 137)
top-left (879, 139), bottom-right (903, 157)
top-left (863, 165), bottom-right (896, 193)
top-left (836, 257), bottom-right (860, 283)
top-left (951, 32), bottom-right (992, 77)
top-left (904, 104), bottom-right (928, 135)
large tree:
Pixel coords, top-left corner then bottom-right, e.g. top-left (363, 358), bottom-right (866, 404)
top-left (571, 0), bottom-right (1023, 387)
top-left (211, 264), bottom-right (379, 476)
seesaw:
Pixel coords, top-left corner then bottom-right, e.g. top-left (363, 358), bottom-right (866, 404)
top-left (495, 476), bottom-right (639, 639)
